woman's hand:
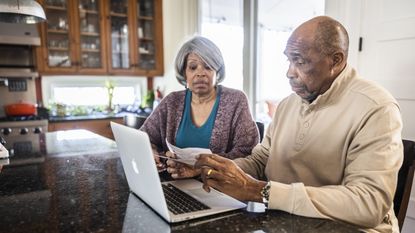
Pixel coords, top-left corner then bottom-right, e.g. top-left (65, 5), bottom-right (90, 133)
top-left (166, 151), bottom-right (201, 178)
top-left (151, 144), bottom-right (166, 172)
top-left (195, 154), bottom-right (266, 202)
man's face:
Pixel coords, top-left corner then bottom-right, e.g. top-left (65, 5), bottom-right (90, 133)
top-left (284, 35), bottom-right (333, 102)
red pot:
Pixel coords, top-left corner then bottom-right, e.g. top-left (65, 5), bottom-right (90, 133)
top-left (4, 103), bottom-right (36, 116)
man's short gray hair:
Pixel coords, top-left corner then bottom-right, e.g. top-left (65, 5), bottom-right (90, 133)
top-left (174, 36), bottom-right (225, 86)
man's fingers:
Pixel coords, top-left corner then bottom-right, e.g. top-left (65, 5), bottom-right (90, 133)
top-left (200, 166), bottom-right (209, 183)
top-left (202, 183), bottom-right (211, 192)
top-left (195, 154), bottom-right (230, 172)
top-left (202, 167), bottom-right (226, 182)
top-left (202, 179), bottom-right (224, 194)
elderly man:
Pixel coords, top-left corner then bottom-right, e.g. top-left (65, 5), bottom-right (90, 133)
top-left (192, 16), bottom-right (403, 232)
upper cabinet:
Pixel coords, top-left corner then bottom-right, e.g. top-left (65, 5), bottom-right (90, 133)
top-left (36, 0), bottom-right (164, 77)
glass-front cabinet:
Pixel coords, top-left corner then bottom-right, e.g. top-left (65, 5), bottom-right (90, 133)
top-left (108, 0), bottom-right (132, 74)
top-left (106, 0), bottom-right (164, 75)
top-left (40, 0), bottom-right (76, 72)
top-left (38, 0), bottom-right (106, 74)
top-left (77, 0), bottom-right (106, 72)
top-left (137, 0), bottom-right (156, 70)
top-left (37, 0), bottom-right (163, 76)
top-left (138, 0), bottom-right (164, 75)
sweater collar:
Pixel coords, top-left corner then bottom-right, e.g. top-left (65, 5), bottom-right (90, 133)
top-left (300, 64), bottom-right (355, 110)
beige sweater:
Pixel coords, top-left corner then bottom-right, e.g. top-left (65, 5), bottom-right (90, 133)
top-left (235, 65), bottom-right (403, 232)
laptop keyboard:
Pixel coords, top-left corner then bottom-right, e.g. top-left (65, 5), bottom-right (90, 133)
top-left (162, 183), bottom-right (211, 215)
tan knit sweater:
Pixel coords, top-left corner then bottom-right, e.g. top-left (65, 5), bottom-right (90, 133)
top-left (235, 65), bottom-right (403, 232)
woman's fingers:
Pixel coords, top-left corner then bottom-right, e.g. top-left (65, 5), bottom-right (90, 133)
top-left (168, 166), bottom-right (187, 178)
top-left (166, 159), bottom-right (177, 167)
top-left (166, 151), bottom-right (176, 159)
top-left (153, 152), bottom-right (161, 163)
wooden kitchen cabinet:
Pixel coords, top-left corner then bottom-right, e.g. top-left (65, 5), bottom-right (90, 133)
top-left (36, 0), bottom-right (164, 77)
top-left (48, 117), bottom-right (124, 139)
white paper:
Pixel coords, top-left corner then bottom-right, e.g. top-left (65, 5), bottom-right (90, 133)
top-left (0, 144), bottom-right (9, 159)
top-left (155, 154), bottom-right (194, 164)
top-left (0, 158), bottom-right (9, 166)
top-left (165, 139), bottom-right (212, 166)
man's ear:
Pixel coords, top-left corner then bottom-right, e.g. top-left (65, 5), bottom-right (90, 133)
top-left (331, 51), bottom-right (345, 69)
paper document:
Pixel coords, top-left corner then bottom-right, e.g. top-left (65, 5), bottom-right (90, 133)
top-left (165, 139), bottom-right (212, 166)
top-left (0, 144), bottom-right (9, 159)
top-left (155, 154), bottom-right (195, 164)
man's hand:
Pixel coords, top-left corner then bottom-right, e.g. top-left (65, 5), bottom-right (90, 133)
top-left (166, 151), bottom-right (201, 178)
top-left (195, 154), bottom-right (266, 202)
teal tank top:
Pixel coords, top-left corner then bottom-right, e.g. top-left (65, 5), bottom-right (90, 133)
top-left (175, 87), bottom-right (221, 148)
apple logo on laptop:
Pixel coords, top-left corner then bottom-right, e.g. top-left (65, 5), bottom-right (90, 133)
top-left (132, 159), bottom-right (140, 174)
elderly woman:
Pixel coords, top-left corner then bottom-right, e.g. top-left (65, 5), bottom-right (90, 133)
top-left (140, 36), bottom-right (259, 178)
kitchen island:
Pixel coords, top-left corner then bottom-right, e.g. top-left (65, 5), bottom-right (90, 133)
top-left (48, 113), bottom-right (148, 139)
top-left (0, 130), bottom-right (359, 233)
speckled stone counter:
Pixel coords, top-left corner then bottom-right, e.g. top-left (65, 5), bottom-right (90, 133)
top-left (48, 114), bottom-right (125, 122)
top-left (48, 112), bottom-right (149, 123)
top-left (0, 130), bottom-right (359, 233)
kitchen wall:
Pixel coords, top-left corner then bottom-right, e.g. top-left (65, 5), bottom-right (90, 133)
top-left (153, 0), bottom-right (200, 94)
top-left (0, 80), bottom-right (37, 117)
top-left (328, 1), bottom-right (415, 231)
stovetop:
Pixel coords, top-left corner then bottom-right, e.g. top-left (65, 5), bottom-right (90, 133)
top-left (0, 115), bottom-right (46, 122)
top-left (0, 118), bottom-right (48, 143)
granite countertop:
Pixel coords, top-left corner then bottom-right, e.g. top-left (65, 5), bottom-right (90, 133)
top-left (0, 130), bottom-right (359, 233)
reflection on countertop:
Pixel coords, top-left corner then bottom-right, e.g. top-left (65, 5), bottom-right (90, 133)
top-left (48, 112), bottom-right (146, 122)
top-left (0, 130), bottom-right (359, 233)
top-left (45, 129), bottom-right (118, 156)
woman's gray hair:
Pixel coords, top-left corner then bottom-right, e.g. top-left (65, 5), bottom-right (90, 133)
top-left (174, 36), bottom-right (225, 86)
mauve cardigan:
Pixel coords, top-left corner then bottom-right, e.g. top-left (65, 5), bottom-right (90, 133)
top-left (140, 85), bottom-right (259, 159)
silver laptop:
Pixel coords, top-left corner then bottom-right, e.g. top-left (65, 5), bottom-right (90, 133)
top-left (111, 122), bottom-right (246, 223)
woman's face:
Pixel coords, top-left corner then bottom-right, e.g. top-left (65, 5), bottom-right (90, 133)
top-left (185, 53), bottom-right (217, 96)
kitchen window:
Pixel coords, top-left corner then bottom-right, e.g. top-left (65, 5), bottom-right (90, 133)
top-left (201, 0), bottom-right (244, 91)
top-left (42, 76), bottom-right (145, 115)
top-left (52, 86), bottom-right (136, 106)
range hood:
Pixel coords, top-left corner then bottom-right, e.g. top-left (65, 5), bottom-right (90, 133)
top-left (0, 68), bottom-right (38, 79)
top-left (0, 44), bottom-right (39, 79)
top-left (0, 22), bottom-right (40, 46)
